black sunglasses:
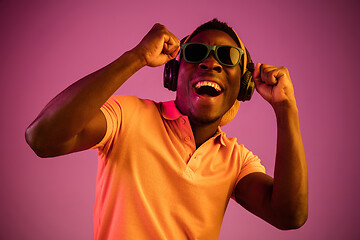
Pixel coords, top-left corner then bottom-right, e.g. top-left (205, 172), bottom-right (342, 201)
top-left (181, 42), bottom-right (244, 67)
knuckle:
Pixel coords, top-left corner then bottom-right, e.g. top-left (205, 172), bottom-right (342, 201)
top-left (280, 66), bottom-right (290, 76)
top-left (153, 23), bottom-right (167, 32)
top-left (154, 23), bottom-right (163, 28)
top-left (280, 66), bottom-right (287, 71)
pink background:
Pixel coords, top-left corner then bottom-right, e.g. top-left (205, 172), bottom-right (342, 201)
top-left (1, 0), bottom-right (359, 239)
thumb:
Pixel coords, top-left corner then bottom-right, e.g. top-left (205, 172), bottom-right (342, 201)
top-left (163, 43), bottom-right (180, 59)
top-left (170, 46), bottom-right (180, 59)
top-left (253, 62), bottom-right (263, 87)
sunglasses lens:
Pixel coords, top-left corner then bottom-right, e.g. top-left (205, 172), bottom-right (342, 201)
top-left (184, 44), bottom-right (208, 62)
top-left (183, 43), bottom-right (242, 66)
top-left (217, 46), bottom-right (240, 66)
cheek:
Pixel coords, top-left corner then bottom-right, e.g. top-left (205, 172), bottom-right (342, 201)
top-left (176, 72), bottom-right (186, 94)
top-left (176, 64), bottom-right (193, 91)
top-left (228, 71), bottom-right (241, 97)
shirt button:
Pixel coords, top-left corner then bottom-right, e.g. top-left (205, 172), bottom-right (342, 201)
top-left (184, 136), bottom-right (191, 141)
top-left (181, 118), bottom-right (187, 125)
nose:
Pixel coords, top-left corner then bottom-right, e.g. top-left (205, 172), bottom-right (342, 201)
top-left (198, 53), bottom-right (223, 73)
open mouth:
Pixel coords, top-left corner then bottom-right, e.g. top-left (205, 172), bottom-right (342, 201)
top-left (194, 81), bottom-right (223, 97)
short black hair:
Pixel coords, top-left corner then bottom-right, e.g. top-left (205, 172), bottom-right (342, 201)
top-left (185, 18), bottom-right (240, 47)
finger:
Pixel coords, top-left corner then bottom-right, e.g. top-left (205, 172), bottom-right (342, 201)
top-left (167, 33), bottom-right (180, 46)
top-left (162, 29), bottom-right (180, 47)
top-left (161, 30), bottom-right (180, 57)
top-left (162, 38), bottom-right (180, 53)
top-left (253, 63), bottom-right (268, 98)
top-left (148, 23), bottom-right (179, 51)
top-left (274, 67), bottom-right (288, 81)
top-left (170, 46), bottom-right (180, 59)
top-left (253, 62), bottom-right (262, 81)
top-left (253, 63), bottom-right (268, 90)
top-left (261, 65), bottom-right (279, 85)
top-left (163, 42), bottom-right (180, 59)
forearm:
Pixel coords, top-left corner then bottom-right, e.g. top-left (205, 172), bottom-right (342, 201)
top-left (238, 64), bottom-right (308, 229)
top-left (26, 50), bottom-right (145, 149)
top-left (26, 23), bottom-right (180, 156)
top-left (271, 103), bottom-right (308, 228)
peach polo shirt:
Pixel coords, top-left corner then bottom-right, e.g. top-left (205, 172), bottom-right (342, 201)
top-left (92, 95), bottom-right (265, 240)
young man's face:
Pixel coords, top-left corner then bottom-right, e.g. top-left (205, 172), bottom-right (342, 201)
top-left (175, 29), bottom-right (242, 126)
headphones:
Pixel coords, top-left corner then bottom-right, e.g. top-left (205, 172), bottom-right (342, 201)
top-left (163, 29), bottom-right (255, 102)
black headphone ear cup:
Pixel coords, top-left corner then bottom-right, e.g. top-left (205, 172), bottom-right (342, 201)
top-left (163, 59), bottom-right (179, 91)
top-left (238, 70), bottom-right (255, 101)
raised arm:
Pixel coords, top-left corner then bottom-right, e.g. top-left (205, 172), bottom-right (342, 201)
top-left (25, 23), bottom-right (180, 157)
top-left (235, 63), bottom-right (308, 230)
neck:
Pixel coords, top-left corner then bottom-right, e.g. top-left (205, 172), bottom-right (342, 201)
top-left (190, 119), bottom-right (220, 148)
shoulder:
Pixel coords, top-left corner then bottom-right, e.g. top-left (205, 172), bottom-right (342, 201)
top-left (218, 130), bottom-right (245, 152)
top-left (105, 95), bottom-right (159, 112)
top-left (220, 131), bottom-right (264, 167)
top-left (109, 95), bottom-right (155, 105)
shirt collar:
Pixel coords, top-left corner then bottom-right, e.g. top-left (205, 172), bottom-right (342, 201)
top-left (160, 100), bottom-right (183, 121)
top-left (160, 101), bottom-right (227, 146)
top-left (214, 127), bottom-right (227, 146)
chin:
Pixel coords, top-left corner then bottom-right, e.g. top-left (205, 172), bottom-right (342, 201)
top-left (188, 111), bottom-right (223, 126)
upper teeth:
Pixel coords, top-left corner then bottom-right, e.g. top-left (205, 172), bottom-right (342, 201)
top-left (195, 81), bottom-right (222, 92)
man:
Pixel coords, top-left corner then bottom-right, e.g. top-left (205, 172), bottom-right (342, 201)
top-left (25, 19), bottom-right (308, 239)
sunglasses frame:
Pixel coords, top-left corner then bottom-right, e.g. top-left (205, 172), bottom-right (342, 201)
top-left (180, 42), bottom-right (244, 67)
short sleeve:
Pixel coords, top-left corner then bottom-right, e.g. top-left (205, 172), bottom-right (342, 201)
top-left (91, 96), bottom-right (123, 153)
top-left (231, 144), bottom-right (266, 199)
top-left (238, 144), bottom-right (266, 180)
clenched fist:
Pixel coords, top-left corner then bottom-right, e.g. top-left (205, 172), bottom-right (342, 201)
top-left (253, 63), bottom-right (297, 110)
top-left (132, 23), bottom-right (180, 67)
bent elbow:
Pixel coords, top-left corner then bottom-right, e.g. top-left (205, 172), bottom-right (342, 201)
top-left (292, 212), bottom-right (308, 229)
top-left (25, 125), bottom-right (52, 158)
top-left (276, 211), bottom-right (308, 230)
